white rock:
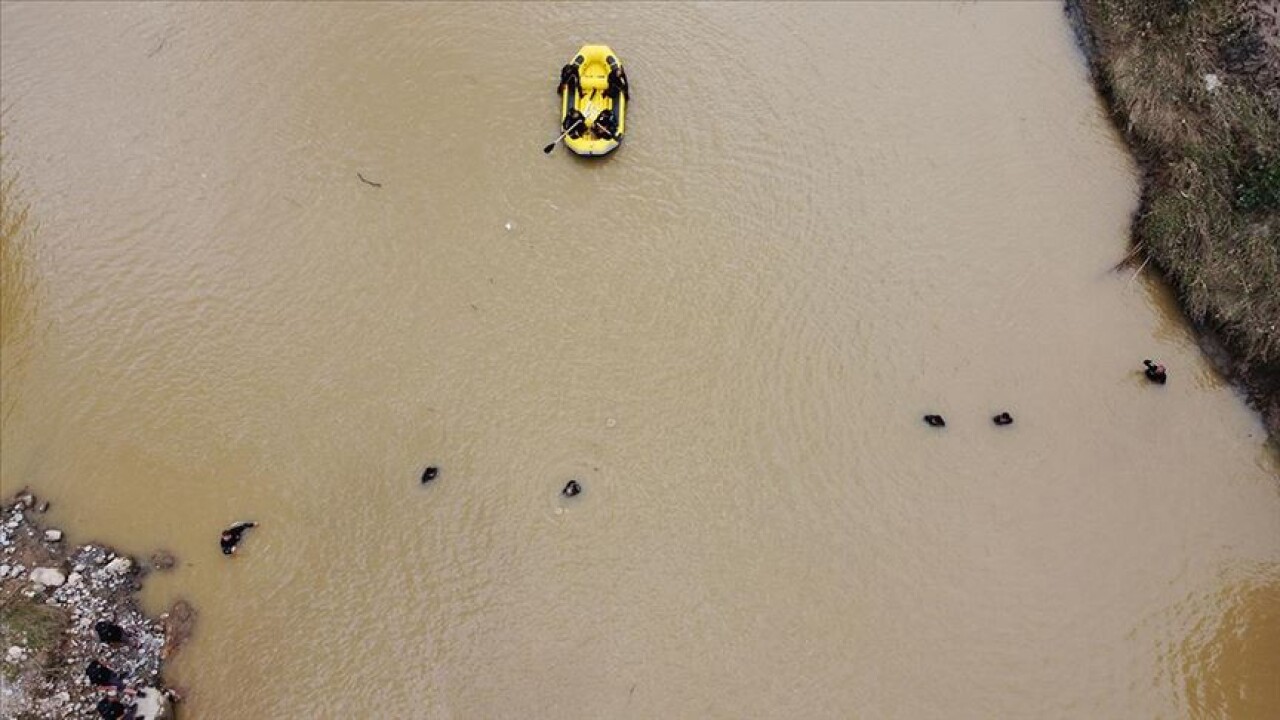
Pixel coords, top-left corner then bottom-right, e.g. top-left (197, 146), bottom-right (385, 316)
top-left (1204, 73), bottom-right (1222, 92)
top-left (44, 529), bottom-right (63, 542)
top-left (65, 572), bottom-right (83, 588)
top-left (29, 567), bottom-right (66, 586)
top-left (5, 645), bottom-right (25, 662)
top-left (0, 564), bottom-right (8, 576)
top-left (134, 687), bottom-right (169, 720)
top-left (31, 583), bottom-right (46, 593)
top-left (105, 557), bottom-right (132, 574)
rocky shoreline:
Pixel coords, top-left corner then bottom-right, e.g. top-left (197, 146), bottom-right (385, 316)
top-left (0, 491), bottom-right (189, 719)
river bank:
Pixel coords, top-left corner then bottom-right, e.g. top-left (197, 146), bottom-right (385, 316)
top-left (0, 491), bottom-right (186, 719)
top-left (1067, 0), bottom-right (1280, 441)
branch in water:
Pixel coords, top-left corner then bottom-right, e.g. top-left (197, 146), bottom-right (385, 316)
top-left (1110, 242), bottom-right (1146, 272)
top-left (357, 173), bottom-right (382, 188)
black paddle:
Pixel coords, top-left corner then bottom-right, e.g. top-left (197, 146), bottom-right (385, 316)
top-left (544, 101), bottom-right (594, 155)
top-left (543, 119), bottom-right (583, 154)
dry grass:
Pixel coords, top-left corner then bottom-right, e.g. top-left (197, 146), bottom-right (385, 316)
top-left (1073, 0), bottom-right (1280, 430)
top-left (0, 601), bottom-right (67, 680)
top-left (0, 601), bottom-right (65, 652)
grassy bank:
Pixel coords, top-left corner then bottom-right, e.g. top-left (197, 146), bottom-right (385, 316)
top-left (1068, 0), bottom-right (1280, 438)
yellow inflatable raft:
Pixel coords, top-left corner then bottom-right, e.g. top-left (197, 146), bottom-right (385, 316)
top-left (558, 45), bottom-right (628, 157)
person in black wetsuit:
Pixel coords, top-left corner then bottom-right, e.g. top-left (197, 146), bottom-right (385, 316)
top-left (923, 414), bottom-right (946, 427)
top-left (220, 521), bottom-right (258, 556)
top-left (95, 694), bottom-right (137, 720)
top-left (607, 64), bottom-right (630, 102)
top-left (557, 63), bottom-right (579, 96)
top-left (95, 620), bottom-right (126, 644)
top-left (96, 697), bottom-right (127, 719)
top-left (594, 108), bottom-right (617, 140)
top-left (1142, 359), bottom-right (1167, 384)
top-left (86, 659), bottom-right (121, 688)
top-left (563, 108), bottom-right (586, 139)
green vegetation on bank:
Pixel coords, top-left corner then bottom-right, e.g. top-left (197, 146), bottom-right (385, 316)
top-left (1070, 0), bottom-right (1279, 433)
top-left (0, 603), bottom-right (65, 680)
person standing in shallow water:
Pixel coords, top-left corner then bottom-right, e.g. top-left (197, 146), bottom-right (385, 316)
top-left (220, 521), bottom-right (257, 556)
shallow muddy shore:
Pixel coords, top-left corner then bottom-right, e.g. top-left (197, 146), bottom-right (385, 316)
top-left (0, 491), bottom-right (186, 719)
top-left (1066, 0), bottom-right (1280, 442)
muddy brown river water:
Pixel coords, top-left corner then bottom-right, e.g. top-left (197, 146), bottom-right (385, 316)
top-left (2, 2), bottom-right (1278, 718)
